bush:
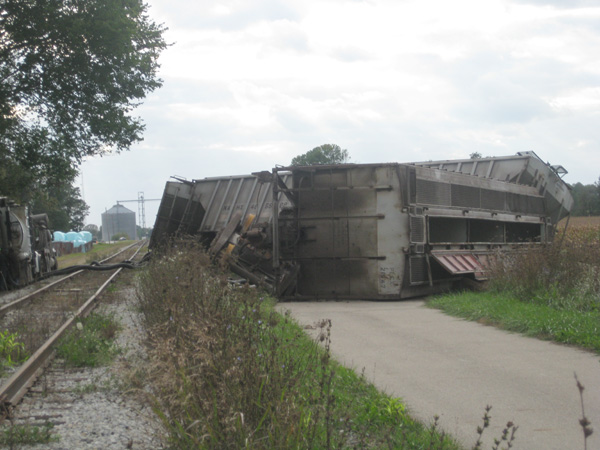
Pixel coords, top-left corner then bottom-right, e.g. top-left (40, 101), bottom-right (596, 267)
top-left (489, 227), bottom-right (600, 312)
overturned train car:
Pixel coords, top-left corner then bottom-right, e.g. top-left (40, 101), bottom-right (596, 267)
top-left (150, 152), bottom-right (573, 300)
top-left (0, 198), bottom-right (57, 290)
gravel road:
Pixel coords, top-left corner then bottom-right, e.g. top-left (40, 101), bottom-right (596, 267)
top-left (279, 300), bottom-right (600, 450)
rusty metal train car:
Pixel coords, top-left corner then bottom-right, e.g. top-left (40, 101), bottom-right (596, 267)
top-left (0, 197), bottom-right (57, 290)
top-left (150, 151), bottom-right (573, 300)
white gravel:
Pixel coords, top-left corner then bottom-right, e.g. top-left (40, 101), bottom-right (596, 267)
top-left (3, 278), bottom-right (165, 450)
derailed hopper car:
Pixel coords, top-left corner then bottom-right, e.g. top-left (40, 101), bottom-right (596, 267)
top-left (151, 152), bottom-right (573, 300)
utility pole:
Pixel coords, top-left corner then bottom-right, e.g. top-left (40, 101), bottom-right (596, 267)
top-left (116, 192), bottom-right (161, 230)
top-left (138, 192), bottom-right (145, 229)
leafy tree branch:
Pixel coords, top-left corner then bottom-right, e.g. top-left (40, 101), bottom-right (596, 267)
top-left (0, 0), bottom-right (167, 226)
top-left (291, 143), bottom-right (350, 166)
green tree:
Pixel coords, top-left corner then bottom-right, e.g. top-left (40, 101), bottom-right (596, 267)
top-left (136, 225), bottom-right (152, 239)
top-left (291, 144), bottom-right (349, 166)
top-left (1, 0), bottom-right (166, 158)
top-left (469, 152), bottom-right (482, 159)
top-left (83, 224), bottom-right (100, 240)
top-left (570, 181), bottom-right (600, 216)
top-left (0, 0), bottom-right (166, 224)
top-left (30, 183), bottom-right (89, 231)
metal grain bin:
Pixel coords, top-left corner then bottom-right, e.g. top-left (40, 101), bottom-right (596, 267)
top-left (101, 204), bottom-right (137, 241)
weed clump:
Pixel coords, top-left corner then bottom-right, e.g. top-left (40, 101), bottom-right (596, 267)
top-left (0, 423), bottom-right (57, 446)
top-left (0, 329), bottom-right (28, 373)
top-left (138, 240), bottom-right (460, 449)
top-left (489, 225), bottom-right (600, 312)
top-left (56, 313), bottom-right (121, 367)
top-left (575, 373), bottom-right (594, 450)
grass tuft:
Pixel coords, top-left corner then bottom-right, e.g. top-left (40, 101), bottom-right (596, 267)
top-left (0, 423), bottom-right (57, 446)
top-left (55, 313), bottom-right (121, 367)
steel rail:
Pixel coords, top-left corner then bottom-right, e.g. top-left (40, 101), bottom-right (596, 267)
top-left (0, 242), bottom-right (141, 317)
top-left (0, 242), bottom-right (146, 415)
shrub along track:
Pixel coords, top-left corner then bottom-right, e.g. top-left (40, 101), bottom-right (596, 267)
top-left (0, 241), bottom-right (147, 419)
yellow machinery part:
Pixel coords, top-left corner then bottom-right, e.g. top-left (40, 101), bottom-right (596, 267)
top-left (242, 214), bottom-right (256, 233)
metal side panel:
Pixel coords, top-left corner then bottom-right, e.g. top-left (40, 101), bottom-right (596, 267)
top-left (410, 152), bottom-right (573, 224)
top-left (193, 174), bottom-right (292, 232)
top-left (375, 166), bottom-right (406, 296)
top-left (289, 165), bottom-right (407, 298)
top-left (150, 181), bottom-right (205, 247)
top-left (411, 154), bottom-right (530, 184)
top-left (430, 251), bottom-right (492, 280)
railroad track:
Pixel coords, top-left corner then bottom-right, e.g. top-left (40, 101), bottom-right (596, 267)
top-left (0, 241), bottom-right (148, 420)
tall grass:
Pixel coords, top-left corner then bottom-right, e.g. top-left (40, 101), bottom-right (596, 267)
top-left (488, 226), bottom-right (600, 312)
top-left (138, 240), bottom-right (461, 449)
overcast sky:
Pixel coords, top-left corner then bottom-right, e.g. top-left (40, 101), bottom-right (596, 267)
top-left (80, 0), bottom-right (600, 229)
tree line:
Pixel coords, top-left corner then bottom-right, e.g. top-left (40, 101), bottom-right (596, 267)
top-left (570, 179), bottom-right (600, 217)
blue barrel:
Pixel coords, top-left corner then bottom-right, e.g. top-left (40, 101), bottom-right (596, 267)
top-left (80, 231), bottom-right (93, 243)
top-left (65, 231), bottom-right (80, 242)
top-left (53, 231), bottom-right (66, 242)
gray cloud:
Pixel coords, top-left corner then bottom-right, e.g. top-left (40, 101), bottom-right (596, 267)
top-left (154, 1), bottom-right (303, 31)
top-left (454, 74), bottom-right (553, 123)
top-left (82, 0), bottom-right (600, 226)
top-left (554, 13), bottom-right (600, 32)
top-left (512, 0), bottom-right (598, 7)
top-left (273, 107), bottom-right (317, 134)
top-left (264, 23), bottom-right (310, 53)
top-left (331, 46), bottom-right (373, 62)
top-left (146, 80), bottom-right (235, 111)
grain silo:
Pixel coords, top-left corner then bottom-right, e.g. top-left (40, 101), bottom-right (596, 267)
top-left (101, 204), bottom-right (137, 241)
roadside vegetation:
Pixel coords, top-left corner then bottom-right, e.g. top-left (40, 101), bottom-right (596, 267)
top-left (429, 220), bottom-right (600, 353)
top-left (138, 240), bottom-right (468, 449)
top-left (57, 241), bottom-right (134, 268)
